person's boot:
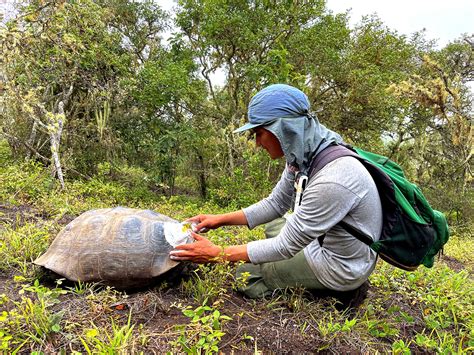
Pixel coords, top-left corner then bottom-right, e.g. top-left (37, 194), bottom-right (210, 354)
top-left (332, 281), bottom-right (370, 311)
top-left (310, 281), bottom-right (370, 311)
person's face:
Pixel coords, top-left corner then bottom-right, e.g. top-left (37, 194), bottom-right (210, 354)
top-left (253, 127), bottom-right (284, 159)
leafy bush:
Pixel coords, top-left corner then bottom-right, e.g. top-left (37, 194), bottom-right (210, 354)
top-left (0, 140), bottom-right (12, 166)
top-left (171, 303), bottom-right (232, 354)
top-left (0, 160), bottom-right (54, 206)
top-left (423, 184), bottom-right (474, 226)
top-left (208, 149), bottom-right (282, 208)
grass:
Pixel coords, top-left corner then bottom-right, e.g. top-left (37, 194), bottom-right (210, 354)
top-left (0, 223), bottom-right (55, 278)
top-left (78, 312), bottom-right (138, 354)
top-left (0, 146), bottom-right (473, 353)
top-left (443, 228), bottom-right (474, 271)
top-left (0, 280), bottom-right (67, 352)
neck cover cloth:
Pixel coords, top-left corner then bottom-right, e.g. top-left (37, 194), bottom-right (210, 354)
top-left (234, 84), bottom-right (343, 174)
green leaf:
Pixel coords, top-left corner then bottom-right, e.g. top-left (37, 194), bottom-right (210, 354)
top-left (86, 328), bottom-right (98, 338)
top-left (183, 310), bottom-right (195, 318)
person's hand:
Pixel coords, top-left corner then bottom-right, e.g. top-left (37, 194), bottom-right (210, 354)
top-left (186, 214), bottom-right (223, 232)
top-left (169, 232), bottom-right (223, 263)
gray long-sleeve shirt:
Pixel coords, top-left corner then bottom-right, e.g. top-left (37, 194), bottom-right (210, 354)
top-left (244, 156), bottom-right (383, 291)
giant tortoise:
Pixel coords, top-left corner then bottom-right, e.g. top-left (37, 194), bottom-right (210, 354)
top-left (34, 207), bottom-right (194, 288)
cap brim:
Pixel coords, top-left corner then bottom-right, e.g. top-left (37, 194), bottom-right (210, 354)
top-left (233, 122), bottom-right (262, 133)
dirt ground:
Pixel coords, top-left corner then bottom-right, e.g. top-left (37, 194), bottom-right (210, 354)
top-left (0, 203), bottom-right (469, 353)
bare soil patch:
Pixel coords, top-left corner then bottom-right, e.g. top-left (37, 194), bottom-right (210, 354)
top-left (441, 254), bottom-right (467, 273)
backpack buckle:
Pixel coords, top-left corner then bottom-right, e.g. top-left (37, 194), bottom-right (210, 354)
top-left (294, 173), bottom-right (308, 213)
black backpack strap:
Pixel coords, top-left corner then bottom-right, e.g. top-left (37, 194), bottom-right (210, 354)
top-left (309, 144), bottom-right (374, 247)
top-left (309, 144), bottom-right (360, 179)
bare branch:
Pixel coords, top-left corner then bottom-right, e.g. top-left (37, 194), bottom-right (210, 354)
top-left (1, 128), bottom-right (50, 163)
top-left (26, 121), bottom-right (38, 159)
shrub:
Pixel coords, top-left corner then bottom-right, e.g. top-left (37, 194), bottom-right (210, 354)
top-left (208, 149), bottom-right (282, 208)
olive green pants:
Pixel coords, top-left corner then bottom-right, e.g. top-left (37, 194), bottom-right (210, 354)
top-left (236, 217), bottom-right (327, 298)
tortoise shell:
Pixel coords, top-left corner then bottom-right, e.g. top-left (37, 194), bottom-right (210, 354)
top-left (34, 207), bottom-right (192, 288)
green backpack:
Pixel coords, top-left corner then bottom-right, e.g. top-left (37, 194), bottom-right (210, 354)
top-left (309, 144), bottom-right (450, 271)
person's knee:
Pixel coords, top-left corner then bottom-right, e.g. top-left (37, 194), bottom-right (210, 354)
top-left (236, 263), bottom-right (259, 279)
top-left (235, 263), bottom-right (272, 299)
top-left (264, 217), bottom-right (287, 238)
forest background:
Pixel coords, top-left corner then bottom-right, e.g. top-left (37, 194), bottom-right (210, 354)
top-left (1, 0), bottom-right (472, 218)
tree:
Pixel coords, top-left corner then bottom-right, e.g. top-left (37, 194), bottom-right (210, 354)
top-left (0, 0), bottom-right (133, 184)
top-left (387, 37), bottom-right (473, 220)
top-left (176, 0), bottom-right (329, 172)
top-left (291, 16), bottom-right (425, 149)
top-left (390, 54), bottom-right (473, 188)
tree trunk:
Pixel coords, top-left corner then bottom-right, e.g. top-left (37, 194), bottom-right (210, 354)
top-left (197, 153), bottom-right (207, 198)
top-left (50, 101), bottom-right (65, 189)
top-left (26, 121), bottom-right (38, 160)
top-left (224, 123), bottom-right (236, 176)
top-left (50, 134), bottom-right (64, 188)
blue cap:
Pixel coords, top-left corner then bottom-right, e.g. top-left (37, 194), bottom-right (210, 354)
top-left (234, 84), bottom-right (310, 133)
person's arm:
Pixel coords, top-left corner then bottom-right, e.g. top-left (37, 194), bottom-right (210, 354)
top-left (169, 232), bottom-right (250, 263)
top-left (187, 210), bottom-right (248, 232)
top-left (242, 166), bottom-right (295, 229)
top-left (175, 167), bottom-right (295, 263)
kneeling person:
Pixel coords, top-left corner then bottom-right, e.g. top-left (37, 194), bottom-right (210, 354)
top-left (169, 84), bottom-right (382, 305)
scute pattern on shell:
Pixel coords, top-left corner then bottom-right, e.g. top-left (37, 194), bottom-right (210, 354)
top-left (35, 207), bottom-right (184, 288)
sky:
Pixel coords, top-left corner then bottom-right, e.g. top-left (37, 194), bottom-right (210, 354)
top-left (326, 0), bottom-right (473, 47)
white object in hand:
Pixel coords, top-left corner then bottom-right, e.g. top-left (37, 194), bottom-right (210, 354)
top-left (163, 222), bottom-right (195, 247)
